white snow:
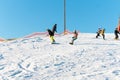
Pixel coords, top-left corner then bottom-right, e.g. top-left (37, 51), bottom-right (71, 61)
top-left (0, 33), bottom-right (120, 80)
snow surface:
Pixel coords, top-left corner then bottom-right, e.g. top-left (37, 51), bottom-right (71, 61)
top-left (0, 33), bottom-right (120, 80)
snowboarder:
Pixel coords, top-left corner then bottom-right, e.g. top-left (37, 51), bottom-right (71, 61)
top-left (47, 24), bottom-right (57, 44)
top-left (101, 28), bottom-right (105, 40)
top-left (69, 30), bottom-right (78, 45)
top-left (52, 24), bottom-right (57, 33)
top-left (96, 28), bottom-right (105, 40)
top-left (114, 28), bottom-right (120, 40)
top-left (47, 29), bottom-right (55, 43)
top-left (96, 28), bottom-right (102, 38)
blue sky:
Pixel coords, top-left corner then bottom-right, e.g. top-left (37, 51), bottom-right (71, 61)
top-left (0, 0), bottom-right (120, 38)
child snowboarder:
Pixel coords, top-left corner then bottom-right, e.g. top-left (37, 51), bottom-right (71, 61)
top-left (69, 30), bottom-right (78, 45)
top-left (114, 28), bottom-right (120, 40)
top-left (47, 24), bottom-right (57, 44)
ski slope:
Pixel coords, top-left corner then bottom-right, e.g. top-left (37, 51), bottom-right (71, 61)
top-left (0, 33), bottom-right (120, 80)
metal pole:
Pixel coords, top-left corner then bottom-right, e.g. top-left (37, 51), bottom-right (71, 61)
top-left (64, 0), bottom-right (66, 34)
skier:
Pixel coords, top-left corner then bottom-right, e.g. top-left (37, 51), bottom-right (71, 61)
top-left (69, 30), bottom-right (78, 45)
top-left (114, 28), bottom-right (120, 40)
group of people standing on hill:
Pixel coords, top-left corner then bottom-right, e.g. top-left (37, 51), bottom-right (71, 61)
top-left (47, 24), bottom-right (120, 45)
top-left (96, 27), bottom-right (120, 40)
top-left (47, 24), bottom-right (78, 45)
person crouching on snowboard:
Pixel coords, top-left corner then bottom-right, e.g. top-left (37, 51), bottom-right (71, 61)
top-left (114, 28), bottom-right (120, 40)
top-left (70, 30), bottom-right (78, 45)
top-left (96, 28), bottom-right (105, 40)
top-left (47, 29), bottom-right (55, 43)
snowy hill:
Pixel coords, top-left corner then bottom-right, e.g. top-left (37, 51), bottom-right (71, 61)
top-left (0, 33), bottom-right (120, 80)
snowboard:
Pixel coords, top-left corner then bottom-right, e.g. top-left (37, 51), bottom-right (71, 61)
top-left (69, 42), bottom-right (73, 45)
top-left (114, 38), bottom-right (119, 40)
top-left (51, 42), bottom-right (59, 44)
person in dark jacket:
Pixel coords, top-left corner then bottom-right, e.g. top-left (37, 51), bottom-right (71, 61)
top-left (47, 24), bottom-right (57, 43)
top-left (69, 30), bottom-right (78, 45)
top-left (101, 28), bottom-right (105, 40)
top-left (52, 24), bottom-right (57, 33)
top-left (114, 28), bottom-right (120, 40)
top-left (96, 28), bottom-right (102, 38)
top-left (47, 29), bottom-right (55, 43)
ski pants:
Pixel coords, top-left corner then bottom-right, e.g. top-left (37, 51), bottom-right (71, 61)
top-left (50, 36), bottom-right (55, 42)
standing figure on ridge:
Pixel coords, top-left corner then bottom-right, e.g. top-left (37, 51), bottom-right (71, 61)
top-left (96, 28), bottom-right (105, 40)
top-left (114, 28), bottom-right (120, 40)
top-left (69, 30), bottom-right (78, 45)
top-left (52, 24), bottom-right (57, 33)
top-left (101, 28), bottom-right (105, 40)
top-left (96, 28), bottom-right (102, 38)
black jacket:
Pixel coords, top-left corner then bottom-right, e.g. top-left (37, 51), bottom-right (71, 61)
top-left (47, 29), bottom-right (54, 36)
top-left (52, 24), bottom-right (57, 33)
top-left (114, 29), bottom-right (119, 35)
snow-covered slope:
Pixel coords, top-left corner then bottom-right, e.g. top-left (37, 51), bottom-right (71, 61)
top-left (0, 33), bottom-right (120, 80)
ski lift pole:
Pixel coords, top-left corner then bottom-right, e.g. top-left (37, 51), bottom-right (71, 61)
top-left (64, 0), bottom-right (66, 34)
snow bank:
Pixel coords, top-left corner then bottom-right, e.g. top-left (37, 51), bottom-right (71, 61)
top-left (0, 33), bottom-right (120, 80)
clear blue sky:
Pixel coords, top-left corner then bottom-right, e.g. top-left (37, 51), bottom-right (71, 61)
top-left (0, 0), bottom-right (120, 38)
